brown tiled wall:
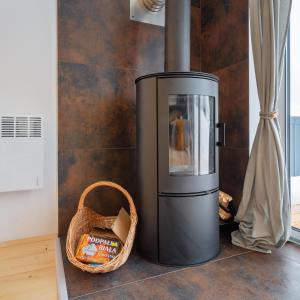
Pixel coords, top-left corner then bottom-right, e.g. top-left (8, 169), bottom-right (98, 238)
top-left (58, 0), bottom-right (201, 235)
top-left (201, 0), bottom-right (249, 212)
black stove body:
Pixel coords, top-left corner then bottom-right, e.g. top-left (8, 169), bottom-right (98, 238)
top-left (135, 0), bottom-right (221, 265)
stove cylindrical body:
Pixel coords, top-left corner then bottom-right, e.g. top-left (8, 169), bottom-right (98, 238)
top-left (136, 72), bottom-right (220, 265)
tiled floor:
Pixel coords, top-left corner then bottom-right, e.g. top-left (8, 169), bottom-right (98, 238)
top-left (61, 226), bottom-right (300, 300)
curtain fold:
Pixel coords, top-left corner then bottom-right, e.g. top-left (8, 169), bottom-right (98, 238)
top-left (231, 0), bottom-right (292, 253)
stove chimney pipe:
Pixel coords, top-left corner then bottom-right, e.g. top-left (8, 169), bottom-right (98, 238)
top-left (165, 0), bottom-right (191, 72)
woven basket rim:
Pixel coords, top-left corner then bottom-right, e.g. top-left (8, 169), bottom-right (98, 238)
top-left (66, 181), bottom-right (138, 273)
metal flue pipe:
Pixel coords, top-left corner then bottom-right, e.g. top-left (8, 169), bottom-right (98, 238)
top-left (165, 0), bottom-right (191, 72)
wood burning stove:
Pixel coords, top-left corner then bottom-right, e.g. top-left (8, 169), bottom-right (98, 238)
top-left (135, 0), bottom-right (223, 265)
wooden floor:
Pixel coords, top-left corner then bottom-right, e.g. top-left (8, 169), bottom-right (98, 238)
top-left (0, 235), bottom-right (57, 300)
top-left (292, 204), bottom-right (300, 229)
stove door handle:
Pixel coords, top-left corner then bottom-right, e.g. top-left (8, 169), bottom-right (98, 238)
top-left (216, 122), bottom-right (226, 147)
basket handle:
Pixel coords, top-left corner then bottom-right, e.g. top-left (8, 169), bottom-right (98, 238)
top-left (78, 181), bottom-right (136, 216)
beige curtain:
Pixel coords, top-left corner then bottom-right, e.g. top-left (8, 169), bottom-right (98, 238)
top-left (231, 0), bottom-right (292, 253)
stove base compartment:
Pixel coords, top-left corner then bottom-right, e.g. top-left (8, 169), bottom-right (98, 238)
top-left (158, 191), bottom-right (219, 265)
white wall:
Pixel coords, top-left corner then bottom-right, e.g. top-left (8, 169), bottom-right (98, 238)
top-left (0, 0), bottom-right (57, 242)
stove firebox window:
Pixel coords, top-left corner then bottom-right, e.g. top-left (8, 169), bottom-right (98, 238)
top-left (169, 94), bottom-right (215, 176)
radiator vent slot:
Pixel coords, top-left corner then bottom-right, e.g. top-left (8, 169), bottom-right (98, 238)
top-left (16, 117), bottom-right (29, 137)
top-left (1, 117), bottom-right (15, 137)
top-left (29, 117), bottom-right (42, 137)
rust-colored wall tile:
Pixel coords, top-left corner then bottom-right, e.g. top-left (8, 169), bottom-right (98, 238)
top-left (58, 0), bottom-right (102, 65)
top-left (59, 148), bottom-right (136, 235)
top-left (201, 0), bottom-right (248, 73)
top-left (97, 0), bottom-right (164, 72)
top-left (191, 6), bottom-right (201, 71)
top-left (192, 0), bottom-right (201, 8)
top-left (214, 60), bottom-right (249, 149)
top-left (59, 62), bottom-right (136, 150)
top-left (219, 147), bottom-right (249, 213)
top-left (59, 0), bottom-right (164, 72)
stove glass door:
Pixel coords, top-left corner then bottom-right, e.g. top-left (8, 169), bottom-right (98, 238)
top-left (169, 94), bottom-right (215, 176)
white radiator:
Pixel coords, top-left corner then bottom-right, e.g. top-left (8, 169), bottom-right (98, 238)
top-left (0, 115), bottom-right (44, 192)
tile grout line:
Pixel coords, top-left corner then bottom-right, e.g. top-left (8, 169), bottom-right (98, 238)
top-left (58, 60), bottom-right (162, 76)
top-left (59, 146), bottom-right (136, 152)
top-left (71, 250), bottom-right (251, 300)
top-left (203, 58), bottom-right (249, 75)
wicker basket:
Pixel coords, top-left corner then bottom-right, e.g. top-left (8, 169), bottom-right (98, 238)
top-left (66, 181), bottom-right (138, 273)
